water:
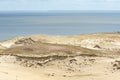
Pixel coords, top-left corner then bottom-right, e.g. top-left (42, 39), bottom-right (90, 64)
top-left (0, 12), bottom-right (120, 41)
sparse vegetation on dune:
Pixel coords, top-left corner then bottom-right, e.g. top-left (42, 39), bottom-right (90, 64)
top-left (1, 42), bottom-right (100, 57)
top-left (0, 32), bottom-right (120, 80)
top-left (0, 32), bottom-right (120, 57)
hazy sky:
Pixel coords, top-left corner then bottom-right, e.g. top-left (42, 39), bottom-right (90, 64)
top-left (0, 0), bottom-right (120, 11)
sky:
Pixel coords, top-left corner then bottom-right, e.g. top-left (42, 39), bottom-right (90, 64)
top-left (0, 0), bottom-right (120, 11)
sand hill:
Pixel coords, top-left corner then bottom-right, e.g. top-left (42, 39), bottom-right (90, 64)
top-left (0, 32), bottom-right (120, 80)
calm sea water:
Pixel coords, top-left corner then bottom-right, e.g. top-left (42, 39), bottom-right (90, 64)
top-left (0, 12), bottom-right (120, 41)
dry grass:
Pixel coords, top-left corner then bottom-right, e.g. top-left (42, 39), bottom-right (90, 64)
top-left (1, 32), bottom-right (120, 57)
top-left (1, 41), bottom-right (105, 57)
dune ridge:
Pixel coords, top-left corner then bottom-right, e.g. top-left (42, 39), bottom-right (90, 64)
top-left (0, 32), bottom-right (120, 80)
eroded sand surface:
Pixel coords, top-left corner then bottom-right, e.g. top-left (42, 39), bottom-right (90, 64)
top-left (0, 55), bottom-right (120, 80)
top-left (0, 33), bottom-right (120, 80)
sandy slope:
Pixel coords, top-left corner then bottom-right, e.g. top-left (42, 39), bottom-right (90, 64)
top-left (0, 33), bottom-right (120, 80)
top-left (0, 32), bottom-right (120, 51)
top-left (0, 55), bottom-right (120, 80)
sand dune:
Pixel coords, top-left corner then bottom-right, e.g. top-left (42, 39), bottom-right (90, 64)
top-left (0, 32), bottom-right (120, 80)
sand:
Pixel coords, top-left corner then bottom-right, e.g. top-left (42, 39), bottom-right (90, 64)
top-left (0, 33), bottom-right (120, 80)
top-left (0, 55), bottom-right (120, 80)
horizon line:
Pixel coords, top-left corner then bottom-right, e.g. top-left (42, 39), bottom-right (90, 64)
top-left (1, 10), bottom-right (120, 13)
